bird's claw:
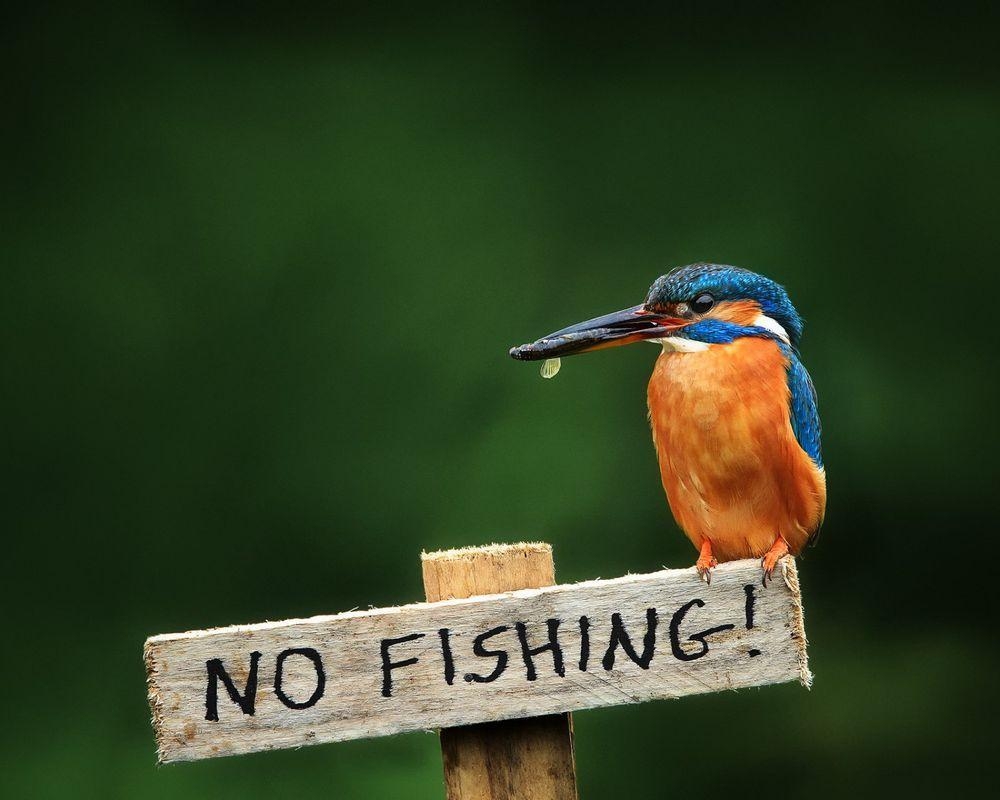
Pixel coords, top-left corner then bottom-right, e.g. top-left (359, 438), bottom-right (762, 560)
top-left (695, 555), bottom-right (718, 585)
top-left (760, 537), bottom-right (789, 588)
top-left (761, 549), bottom-right (788, 587)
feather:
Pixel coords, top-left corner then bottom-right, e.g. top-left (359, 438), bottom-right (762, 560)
top-left (784, 352), bottom-right (823, 468)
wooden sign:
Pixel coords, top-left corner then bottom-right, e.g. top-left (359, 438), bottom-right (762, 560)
top-left (145, 555), bottom-right (810, 764)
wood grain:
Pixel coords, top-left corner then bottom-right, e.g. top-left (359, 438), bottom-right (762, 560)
top-left (145, 554), bottom-right (810, 764)
top-left (422, 543), bottom-right (577, 800)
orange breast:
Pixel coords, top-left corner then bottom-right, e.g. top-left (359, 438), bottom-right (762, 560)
top-left (647, 337), bottom-right (826, 561)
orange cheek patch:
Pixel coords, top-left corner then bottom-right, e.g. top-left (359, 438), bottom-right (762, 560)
top-left (708, 300), bottom-right (762, 327)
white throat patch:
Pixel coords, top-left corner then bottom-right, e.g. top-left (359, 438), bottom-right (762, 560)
top-left (752, 313), bottom-right (790, 343)
top-left (651, 337), bottom-right (711, 353)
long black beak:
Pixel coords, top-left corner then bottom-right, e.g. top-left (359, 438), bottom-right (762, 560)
top-left (509, 304), bottom-right (689, 361)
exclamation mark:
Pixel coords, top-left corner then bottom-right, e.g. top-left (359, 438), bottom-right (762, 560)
top-left (744, 584), bottom-right (761, 657)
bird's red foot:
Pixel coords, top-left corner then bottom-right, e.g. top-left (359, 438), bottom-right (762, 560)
top-left (761, 537), bottom-right (789, 587)
top-left (695, 540), bottom-right (718, 584)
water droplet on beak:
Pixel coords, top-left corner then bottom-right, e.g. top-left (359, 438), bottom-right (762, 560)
top-left (540, 358), bottom-right (561, 379)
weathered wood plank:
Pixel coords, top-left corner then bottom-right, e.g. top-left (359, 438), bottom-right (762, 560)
top-left (422, 543), bottom-right (578, 800)
top-left (144, 556), bottom-right (810, 763)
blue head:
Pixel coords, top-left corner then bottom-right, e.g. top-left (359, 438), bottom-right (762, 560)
top-left (510, 263), bottom-right (805, 360)
top-left (644, 263), bottom-right (804, 348)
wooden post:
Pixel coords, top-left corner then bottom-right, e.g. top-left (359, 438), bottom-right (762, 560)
top-left (421, 543), bottom-right (579, 800)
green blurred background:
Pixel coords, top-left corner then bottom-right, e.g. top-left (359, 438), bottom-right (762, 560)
top-left (5, 3), bottom-right (998, 797)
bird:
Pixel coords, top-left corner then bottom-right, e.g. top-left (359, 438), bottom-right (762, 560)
top-left (510, 263), bottom-right (825, 586)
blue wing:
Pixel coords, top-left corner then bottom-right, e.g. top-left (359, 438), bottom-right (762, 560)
top-left (785, 353), bottom-right (823, 468)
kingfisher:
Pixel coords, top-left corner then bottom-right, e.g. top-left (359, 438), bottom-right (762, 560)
top-left (510, 263), bottom-right (825, 585)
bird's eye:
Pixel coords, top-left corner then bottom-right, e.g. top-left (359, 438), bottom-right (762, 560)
top-left (690, 293), bottom-right (715, 314)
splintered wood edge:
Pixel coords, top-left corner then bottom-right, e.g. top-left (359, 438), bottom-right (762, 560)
top-left (420, 542), bottom-right (552, 562)
top-left (780, 557), bottom-right (813, 689)
top-left (143, 639), bottom-right (168, 764)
